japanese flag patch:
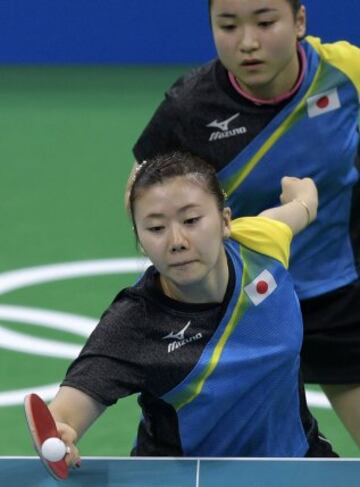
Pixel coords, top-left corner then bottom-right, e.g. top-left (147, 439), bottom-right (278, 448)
top-left (244, 269), bottom-right (277, 306)
top-left (307, 89), bottom-right (341, 118)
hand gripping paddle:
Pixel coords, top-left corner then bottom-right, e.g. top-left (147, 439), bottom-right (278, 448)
top-left (24, 393), bottom-right (68, 480)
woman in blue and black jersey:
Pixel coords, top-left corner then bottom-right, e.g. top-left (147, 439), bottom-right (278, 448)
top-left (129, 0), bottom-right (360, 447)
top-left (46, 152), bottom-right (337, 465)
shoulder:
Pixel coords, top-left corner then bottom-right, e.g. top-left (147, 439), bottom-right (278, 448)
top-left (93, 268), bottom-right (158, 339)
top-left (230, 217), bottom-right (292, 268)
top-left (305, 36), bottom-right (360, 62)
top-left (305, 36), bottom-right (360, 92)
top-left (92, 291), bottom-right (146, 341)
top-left (165, 59), bottom-right (219, 103)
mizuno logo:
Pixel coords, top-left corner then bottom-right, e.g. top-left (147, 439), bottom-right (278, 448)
top-left (162, 321), bottom-right (191, 341)
top-left (162, 321), bottom-right (202, 353)
top-left (206, 113), bottom-right (247, 142)
top-left (207, 113), bottom-right (240, 131)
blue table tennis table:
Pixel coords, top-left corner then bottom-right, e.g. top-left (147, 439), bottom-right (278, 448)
top-left (1, 457), bottom-right (359, 487)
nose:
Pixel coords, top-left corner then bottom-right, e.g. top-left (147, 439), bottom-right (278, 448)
top-left (169, 224), bottom-right (188, 253)
top-left (239, 26), bottom-right (259, 53)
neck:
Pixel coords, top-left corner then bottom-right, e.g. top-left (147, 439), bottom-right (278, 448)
top-left (229, 44), bottom-right (306, 105)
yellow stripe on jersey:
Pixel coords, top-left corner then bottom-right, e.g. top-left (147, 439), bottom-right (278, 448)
top-left (230, 217), bottom-right (292, 269)
top-left (306, 36), bottom-right (360, 99)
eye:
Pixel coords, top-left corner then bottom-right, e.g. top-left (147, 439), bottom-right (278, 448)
top-left (147, 225), bottom-right (165, 233)
top-left (258, 20), bottom-right (275, 28)
top-left (184, 216), bottom-right (201, 225)
top-left (219, 24), bottom-right (236, 32)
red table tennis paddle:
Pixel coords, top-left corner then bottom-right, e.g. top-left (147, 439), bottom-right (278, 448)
top-left (24, 393), bottom-right (68, 480)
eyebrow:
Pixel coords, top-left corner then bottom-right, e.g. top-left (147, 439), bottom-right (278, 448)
top-left (216, 8), bottom-right (277, 18)
top-left (254, 8), bottom-right (278, 15)
top-left (143, 204), bottom-right (201, 220)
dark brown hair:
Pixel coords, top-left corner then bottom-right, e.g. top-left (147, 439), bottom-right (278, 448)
top-left (208, 0), bottom-right (302, 17)
top-left (129, 152), bottom-right (226, 235)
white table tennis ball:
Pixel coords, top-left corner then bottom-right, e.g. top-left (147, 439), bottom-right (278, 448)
top-left (41, 437), bottom-right (67, 462)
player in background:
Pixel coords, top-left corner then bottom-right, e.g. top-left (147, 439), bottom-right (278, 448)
top-left (128, 0), bottom-right (360, 447)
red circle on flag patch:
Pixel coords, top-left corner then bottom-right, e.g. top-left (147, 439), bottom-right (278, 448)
top-left (256, 280), bottom-right (268, 294)
top-left (316, 96), bottom-right (329, 109)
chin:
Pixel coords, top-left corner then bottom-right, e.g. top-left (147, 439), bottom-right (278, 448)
top-left (238, 73), bottom-right (269, 85)
top-left (173, 277), bottom-right (200, 287)
top-left (171, 273), bottom-right (204, 288)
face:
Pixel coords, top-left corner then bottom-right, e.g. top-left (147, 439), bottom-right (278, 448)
top-left (210, 0), bottom-right (306, 99)
top-left (134, 177), bottom-right (231, 301)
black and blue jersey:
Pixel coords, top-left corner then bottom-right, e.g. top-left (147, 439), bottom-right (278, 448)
top-left (134, 37), bottom-right (360, 301)
top-left (62, 218), bottom-right (335, 456)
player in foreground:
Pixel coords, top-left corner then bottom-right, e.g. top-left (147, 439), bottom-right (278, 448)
top-left (39, 152), bottom-right (338, 467)
top-left (129, 0), bottom-right (360, 446)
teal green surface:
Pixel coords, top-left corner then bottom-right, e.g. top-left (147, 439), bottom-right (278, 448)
top-left (0, 66), bottom-right (358, 458)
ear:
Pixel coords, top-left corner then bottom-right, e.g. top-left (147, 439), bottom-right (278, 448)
top-left (222, 207), bottom-right (232, 239)
top-left (295, 6), bottom-right (306, 40)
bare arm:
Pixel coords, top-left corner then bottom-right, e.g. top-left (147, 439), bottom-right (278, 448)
top-left (260, 177), bottom-right (318, 235)
top-left (48, 386), bottom-right (106, 465)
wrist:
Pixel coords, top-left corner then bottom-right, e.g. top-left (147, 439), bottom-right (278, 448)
top-left (293, 198), bottom-right (312, 225)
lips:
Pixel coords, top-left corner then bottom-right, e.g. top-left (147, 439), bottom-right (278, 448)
top-left (241, 59), bottom-right (263, 66)
top-left (169, 260), bottom-right (197, 268)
